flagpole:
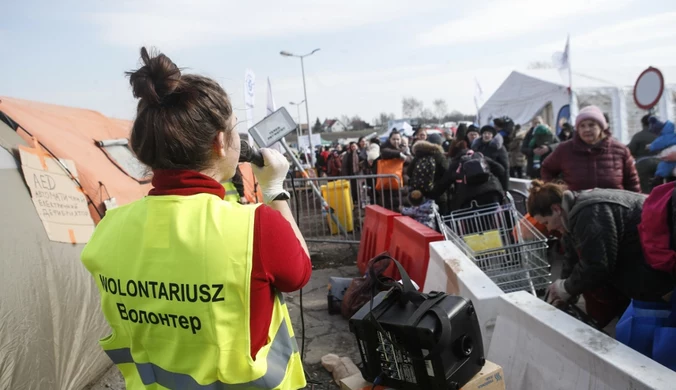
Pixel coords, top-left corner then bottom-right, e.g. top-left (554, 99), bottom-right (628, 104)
top-left (567, 35), bottom-right (576, 125)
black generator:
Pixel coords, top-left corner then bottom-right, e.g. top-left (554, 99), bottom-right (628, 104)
top-left (349, 256), bottom-right (484, 390)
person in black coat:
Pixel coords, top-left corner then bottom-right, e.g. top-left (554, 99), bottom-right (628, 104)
top-left (407, 137), bottom-right (448, 214)
top-left (471, 125), bottom-right (509, 190)
top-left (527, 180), bottom-right (674, 327)
top-left (430, 140), bottom-right (505, 213)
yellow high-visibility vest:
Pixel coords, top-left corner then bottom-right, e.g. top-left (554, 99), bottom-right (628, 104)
top-left (222, 180), bottom-right (241, 203)
top-left (81, 194), bottom-right (306, 389)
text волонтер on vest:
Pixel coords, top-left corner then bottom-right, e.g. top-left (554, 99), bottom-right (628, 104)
top-left (98, 274), bottom-right (226, 334)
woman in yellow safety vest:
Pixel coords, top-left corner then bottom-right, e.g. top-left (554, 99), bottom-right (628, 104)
top-left (82, 47), bottom-right (311, 390)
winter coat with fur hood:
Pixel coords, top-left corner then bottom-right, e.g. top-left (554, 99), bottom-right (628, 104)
top-left (407, 141), bottom-right (448, 205)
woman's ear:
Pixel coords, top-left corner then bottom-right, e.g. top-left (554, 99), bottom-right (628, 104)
top-left (213, 132), bottom-right (226, 158)
top-left (551, 203), bottom-right (565, 216)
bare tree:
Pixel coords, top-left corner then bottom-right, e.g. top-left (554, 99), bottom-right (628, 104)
top-left (340, 115), bottom-right (351, 127)
top-left (402, 97), bottom-right (423, 118)
top-left (376, 112), bottom-right (396, 126)
top-left (421, 108), bottom-right (434, 122)
top-left (433, 99), bottom-right (448, 120)
top-left (527, 61), bottom-right (554, 69)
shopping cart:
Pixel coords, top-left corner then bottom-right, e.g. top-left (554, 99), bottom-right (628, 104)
top-left (439, 193), bottom-right (551, 295)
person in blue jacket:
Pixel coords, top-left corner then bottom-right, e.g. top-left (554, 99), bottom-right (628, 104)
top-left (648, 117), bottom-right (676, 182)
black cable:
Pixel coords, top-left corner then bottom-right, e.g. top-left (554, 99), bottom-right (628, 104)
top-left (286, 169), bottom-right (321, 386)
top-left (16, 125), bottom-right (104, 219)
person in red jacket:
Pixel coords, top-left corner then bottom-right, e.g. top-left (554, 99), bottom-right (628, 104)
top-left (541, 105), bottom-right (640, 193)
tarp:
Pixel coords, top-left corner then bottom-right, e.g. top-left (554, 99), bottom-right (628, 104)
top-left (0, 97), bottom-right (152, 389)
top-left (0, 97), bottom-right (151, 223)
top-left (0, 120), bottom-right (111, 389)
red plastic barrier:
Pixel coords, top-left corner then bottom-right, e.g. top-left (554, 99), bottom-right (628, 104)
top-left (384, 216), bottom-right (444, 290)
top-left (357, 205), bottom-right (401, 274)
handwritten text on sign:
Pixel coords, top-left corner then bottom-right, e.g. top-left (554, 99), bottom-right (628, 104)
top-left (19, 146), bottom-right (95, 243)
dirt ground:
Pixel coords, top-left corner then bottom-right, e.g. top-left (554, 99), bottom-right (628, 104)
top-left (308, 242), bottom-right (360, 270)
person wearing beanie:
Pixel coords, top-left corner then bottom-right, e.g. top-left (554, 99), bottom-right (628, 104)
top-left (427, 132), bottom-right (444, 146)
top-left (627, 114), bottom-right (660, 192)
top-left (541, 105), bottom-right (640, 192)
top-left (528, 124), bottom-right (557, 170)
top-left (575, 105), bottom-right (608, 145)
top-left (466, 125), bottom-right (481, 145)
top-left (558, 123), bottom-right (574, 142)
top-left (521, 115), bottom-right (560, 179)
top-left (480, 125), bottom-right (497, 137)
top-left (401, 190), bottom-right (438, 229)
top-left (471, 124), bottom-right (509, 189)
top-left (647, 116), bottom-right (676, 183)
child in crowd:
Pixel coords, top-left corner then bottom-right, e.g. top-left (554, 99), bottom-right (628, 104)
top-left (529, 124), bottom-right (557, 169)
top-left (401, 190), bottom-right (438, 229)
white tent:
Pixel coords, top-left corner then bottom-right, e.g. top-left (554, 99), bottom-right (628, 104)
top-left (479, 67), bottom-right (676, 144)
top-left (382, 121), bottom-right (414, 139)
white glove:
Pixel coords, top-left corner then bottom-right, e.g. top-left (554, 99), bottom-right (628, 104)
top-left (252, 148), bottom-right (291, 204)
top-left (546, 279), bottom-right (572, 306)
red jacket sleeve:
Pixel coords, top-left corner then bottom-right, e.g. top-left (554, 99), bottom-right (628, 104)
top-left (541, 145), bottom-right (561, 182)
top-left (254, 205), bottom-right (312, 292)
top-left (622, 150), bottom-right (641, 193)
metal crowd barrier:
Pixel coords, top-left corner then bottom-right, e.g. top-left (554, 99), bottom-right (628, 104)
top-left (284, 174), bottom-right (403, 244)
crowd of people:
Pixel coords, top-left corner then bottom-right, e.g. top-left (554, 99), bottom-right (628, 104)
top-left (307, 105), bottom-right (676, 344)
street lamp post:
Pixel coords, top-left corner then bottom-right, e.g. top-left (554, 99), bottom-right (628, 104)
top-left (280, 48), bottom-right (320, 165)
top-left (289, 100), bottom-right (305, 141)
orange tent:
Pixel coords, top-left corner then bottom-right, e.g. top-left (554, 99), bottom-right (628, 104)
top-left (0, 97), bottom-right (151, 223)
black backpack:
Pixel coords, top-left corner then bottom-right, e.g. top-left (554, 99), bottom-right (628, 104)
top-left (455, 151), bottom-right (490, 185)
top-left (409, 155), bottom-right (437, 193)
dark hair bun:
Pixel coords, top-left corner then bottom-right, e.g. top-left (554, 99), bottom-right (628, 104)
top-left (127, 47), bottom-right (181, 105)
top-left (528, 180), bottom-right (544, 196)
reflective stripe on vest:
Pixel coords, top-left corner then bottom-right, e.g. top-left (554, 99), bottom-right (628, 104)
top-left (222, 180), bottom-right (240, 202)
top-left (104, 319), bottom-right (297, 389)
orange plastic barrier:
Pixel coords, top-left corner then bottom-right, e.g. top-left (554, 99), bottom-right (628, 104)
top-left (357, 205), bottom-right (401, 274)
top-left (384, 216), bottom-right (444, 290)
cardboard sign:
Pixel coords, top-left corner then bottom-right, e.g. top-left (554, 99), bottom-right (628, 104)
top-left (19, 145), bottom-right (95, 244)
top-left (248, 107), bottom-right (297, 148)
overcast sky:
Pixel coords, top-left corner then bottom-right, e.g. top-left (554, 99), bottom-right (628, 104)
top-left (2, 0), bottom-right (676, 131)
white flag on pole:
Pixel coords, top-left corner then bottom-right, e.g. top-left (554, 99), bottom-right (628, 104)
top-left (266, 77), bottom-right (276, 116)
top-left (244, 69), bottom-right (256, 144)
top-left (473, 77), bottom-right (484, 123)
top-left (473, 77), bottom-right (484, 110)
top-left (266, 77), bottom-right (284, 152)
top-left (552, 35), bottom-right (577, 123)
top-left (552, 35), bottom-right (571, 87)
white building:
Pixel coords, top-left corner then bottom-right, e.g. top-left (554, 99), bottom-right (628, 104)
top-left (321, 119), bottom-right (347, 133)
